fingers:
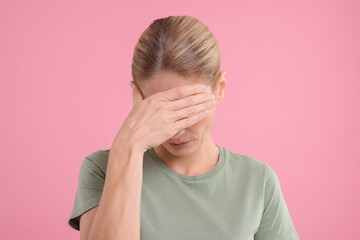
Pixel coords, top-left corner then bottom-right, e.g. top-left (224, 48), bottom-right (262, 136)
top-left (174, 109), bottom-right (211, 130)
top-left (172, 97), bottom-right (216, 121)
top-left (160, 83), bottom-right (207, 101)
top-left (170, 92), bottom-right (215, 111)
top-left (171, 129), bottom-right (185, 139)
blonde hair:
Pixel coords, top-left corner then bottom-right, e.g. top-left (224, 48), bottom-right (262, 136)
top-left (131, 15), bottom-right (221, 92)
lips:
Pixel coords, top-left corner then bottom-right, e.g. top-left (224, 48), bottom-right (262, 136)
top-left (169, 140), bottom-right (191, 145)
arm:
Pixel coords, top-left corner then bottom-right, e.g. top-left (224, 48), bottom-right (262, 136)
top-left (74, 82), bottom-right (214, 239)
top-left (85, 140), bottom-right (144, 240)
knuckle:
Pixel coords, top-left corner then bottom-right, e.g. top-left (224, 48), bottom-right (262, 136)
top-left (160, 117), bottom-right (168, 125)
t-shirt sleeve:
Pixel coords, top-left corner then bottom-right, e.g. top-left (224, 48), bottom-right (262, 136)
top-left (68, 156), bottom-right (106, 231)
top-left (254, 164), bottom-right (300, 240)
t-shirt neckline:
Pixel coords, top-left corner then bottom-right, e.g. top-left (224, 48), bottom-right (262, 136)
top-left (146, 144), bottom-right (226, 181)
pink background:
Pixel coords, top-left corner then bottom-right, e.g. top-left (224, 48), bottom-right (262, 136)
top-left (1, 0), bottom-right (359, 239)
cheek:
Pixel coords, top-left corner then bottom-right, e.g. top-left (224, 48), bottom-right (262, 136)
top-left (188, 115), bottom-right (212, 131)
top-left (199, 112), bottom-right (214, 124)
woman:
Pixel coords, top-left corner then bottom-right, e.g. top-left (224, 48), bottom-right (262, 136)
top-left (68, 15), bottom-right (299, 240)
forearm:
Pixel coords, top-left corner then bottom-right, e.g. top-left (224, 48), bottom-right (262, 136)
top-left (87, 143), bottom-right (144, 240)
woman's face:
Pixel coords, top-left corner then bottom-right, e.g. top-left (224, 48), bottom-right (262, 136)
top-left (137, 71), bottom-right (226, 156)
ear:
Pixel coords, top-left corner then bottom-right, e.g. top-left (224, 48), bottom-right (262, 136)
top-left (214, 70), bottom-right (226, 104)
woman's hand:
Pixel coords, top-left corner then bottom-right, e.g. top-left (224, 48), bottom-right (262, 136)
top-left (112, 81), bottom-right (217, 153)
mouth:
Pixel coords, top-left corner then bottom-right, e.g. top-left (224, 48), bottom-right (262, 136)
top-left (169, 140), bottom-right (192, 148)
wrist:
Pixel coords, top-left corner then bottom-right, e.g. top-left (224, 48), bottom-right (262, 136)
top-left (112, 128), bottom-right (145, 154)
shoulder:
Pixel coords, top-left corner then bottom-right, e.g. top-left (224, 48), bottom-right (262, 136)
top-left (223, 147), bottom-right (271, 179)
top-left (224, 147), bottom-right (285, 193)
top-left (82, 148), bottom-right (111, 175)
top-left (223, 146), bottom-right (269, 170)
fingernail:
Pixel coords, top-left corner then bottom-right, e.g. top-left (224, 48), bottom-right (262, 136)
top-left (129, 81), bottom-right (133, 89)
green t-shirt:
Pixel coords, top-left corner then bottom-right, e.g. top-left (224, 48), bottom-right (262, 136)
top-left (68, 144), bottom-right (299, 239)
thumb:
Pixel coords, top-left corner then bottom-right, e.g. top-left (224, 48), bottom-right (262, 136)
top-left (130, 81), bottom-right (144, 107)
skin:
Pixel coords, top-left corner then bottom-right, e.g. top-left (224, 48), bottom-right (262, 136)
top-left (136, 70), bottom-right (227, 176)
